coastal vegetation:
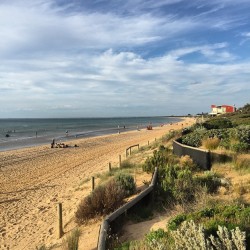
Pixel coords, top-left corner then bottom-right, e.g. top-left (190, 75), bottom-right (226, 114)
top-left (104, 104), bottom-right (250, 249)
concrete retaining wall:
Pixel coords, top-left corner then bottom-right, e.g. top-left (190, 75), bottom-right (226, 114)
top-left (173, 139), bottom-right (211, 170)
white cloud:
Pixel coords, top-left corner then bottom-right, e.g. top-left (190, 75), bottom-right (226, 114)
top-left (0, 0), bottom-right (249, 117)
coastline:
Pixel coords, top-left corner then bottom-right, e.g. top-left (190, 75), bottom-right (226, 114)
top-left (0, 116), bottom-right (184, 152)
top-left (0, 117), bottom-right (195, 250)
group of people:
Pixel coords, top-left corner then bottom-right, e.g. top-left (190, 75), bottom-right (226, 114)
top-left (51, 139), bottom-right (78, 148)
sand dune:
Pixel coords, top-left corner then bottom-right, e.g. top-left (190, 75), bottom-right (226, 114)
top-left (0, 118), bottom-right (195, 250)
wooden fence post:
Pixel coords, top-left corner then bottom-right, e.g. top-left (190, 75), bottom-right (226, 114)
top-left (92, 176), bottom-right (95, 191)
top-left (137, 144), bottom-right (139, 150)
top-left (58, 203), bottom-right (63, 239)
top-left (109, 162), bottom-right (112, 172)
top-left (119, 155), bottom-right (121, 168)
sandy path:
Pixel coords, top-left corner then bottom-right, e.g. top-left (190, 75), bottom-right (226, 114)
top-left (0, 118), bottom-right (194, 250)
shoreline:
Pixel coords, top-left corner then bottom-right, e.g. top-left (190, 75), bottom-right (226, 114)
top-left (0, 117), bottom-right (195, 250)
top-left (0, 117), bottom-right (186, 152)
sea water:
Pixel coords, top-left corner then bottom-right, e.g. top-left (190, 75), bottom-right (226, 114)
top-left (0, 117), bottom-right (181, 151)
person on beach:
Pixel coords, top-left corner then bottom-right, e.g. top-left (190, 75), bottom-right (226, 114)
top-left (51, 139), bottom-right (55, 148)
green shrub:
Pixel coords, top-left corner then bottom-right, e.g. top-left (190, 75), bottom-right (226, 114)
top-left (181, 131), bottom-right (204, 147)
top-left (237, 125), bottom-right (250, 145)
top-left (203, 117), bottom-right (233, 129)
top-left (115, 173), bottom-right (136, 196)
top-left (168, 214), bottom-right (187, 231)
top-left (145, 229), bottom-right (169, 250)
top-left (143, 149), bottom-right (178, 173)
top-left (171, 220), bottom-right (246, 250)
top-left (219, 138), bottom-right (231, 150)
top-left (161, 166), bottom-right (196, 204)
top-left (168, 204), bottom-right (250, 243)
top-left (194, 171), bottom-right (222, 193)
top-left (231, 142), bottom-right (249, 153)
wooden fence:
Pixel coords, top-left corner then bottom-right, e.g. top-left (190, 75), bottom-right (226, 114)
top-left (126, 144), bottom-right (139, 158)
top-left (97, 167), bottom-right (158, 250)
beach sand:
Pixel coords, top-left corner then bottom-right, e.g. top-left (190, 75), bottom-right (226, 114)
top-left (0, 118), bottom-right (195, 250)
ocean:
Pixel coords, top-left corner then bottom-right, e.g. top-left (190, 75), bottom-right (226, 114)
top-left (0, 117), bottom-right (181, 151)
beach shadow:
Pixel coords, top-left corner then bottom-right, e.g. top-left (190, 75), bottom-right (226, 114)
top-left (0, 184), bottom-right (57, 195)
top-left (0, 198), bottom-right (21, 204)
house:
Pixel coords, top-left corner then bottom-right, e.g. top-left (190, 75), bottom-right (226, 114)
top-left (209, 104), bottom-right (236, 115)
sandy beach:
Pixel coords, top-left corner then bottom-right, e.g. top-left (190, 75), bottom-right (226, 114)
top-left (0, 118), bottom-right (195, 250)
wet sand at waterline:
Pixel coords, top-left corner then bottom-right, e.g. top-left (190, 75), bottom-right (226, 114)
top-left (0, 118), bottom-right (195, 250)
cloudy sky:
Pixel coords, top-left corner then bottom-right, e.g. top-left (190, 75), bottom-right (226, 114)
top-left (0, 0), bottom-right (249, 118)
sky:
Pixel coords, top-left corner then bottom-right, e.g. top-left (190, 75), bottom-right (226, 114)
top-left (0, 0), bottom-right (250, 118)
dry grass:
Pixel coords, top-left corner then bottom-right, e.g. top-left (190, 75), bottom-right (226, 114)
top-left (179, 155), bottom-right (196, 170)
top-left (233, 154), bottom-right (250, 173)
top-left (202, 137), bottom-right (221, 150)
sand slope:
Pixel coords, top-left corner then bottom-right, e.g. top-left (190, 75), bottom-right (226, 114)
top-left (0, 118), bottom-right (194, 249)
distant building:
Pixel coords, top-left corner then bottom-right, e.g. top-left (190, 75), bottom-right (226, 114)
top-left (209, 104), bottom-right (236, 115)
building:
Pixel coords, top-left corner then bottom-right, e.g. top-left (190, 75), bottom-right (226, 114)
top-left (209, 104), bottom-right (236, 115)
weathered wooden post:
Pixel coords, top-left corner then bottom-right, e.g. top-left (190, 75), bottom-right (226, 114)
top-left (137, 144), bottom-right (139, 150)
top-left (58, 203), bottom-right (63, 239)
top-left (109, 162), bottom-right (112, 172)
top-left (92, 176), bottom-right (95, 191)
top-left (119, 155), bottom-right (121, 168)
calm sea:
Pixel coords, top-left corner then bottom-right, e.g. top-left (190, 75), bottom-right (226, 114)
top-left (0, 117), bottom-right (181, 151)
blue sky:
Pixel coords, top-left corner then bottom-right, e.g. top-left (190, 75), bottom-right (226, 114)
top-left (0, 0), bottom-right (249, 118)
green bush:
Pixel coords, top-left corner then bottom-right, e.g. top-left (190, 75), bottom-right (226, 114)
top-left (168, 204), bottom-right (250, 243)
top-left (171, 220), bottom-right (247, 250)
top-left (181, 131), bottom-right (204, 147)
top-left (115, 173), bottom-right (136, 196)
top-left (194, 171), bottom-right (222, 193)
top-left (203, 117), bottom-right (233, 129)
top-left (145, 229), bottom-right (170, 249)
top-left (161, 166), bottom-right (196, 204)
top-left (231, 142), bottom-right (249, 153)
top-left (237, 125), bottom-right (250, 145)
top-left (168, 214), bottom-right (187, 231)
top-left (143, 149), bottom-right (178, 173)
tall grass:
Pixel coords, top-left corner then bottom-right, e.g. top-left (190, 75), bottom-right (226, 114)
top-left (202, 137), bottom-right (220, 150)
top-left (62, 228), bottom-right (81, 250)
